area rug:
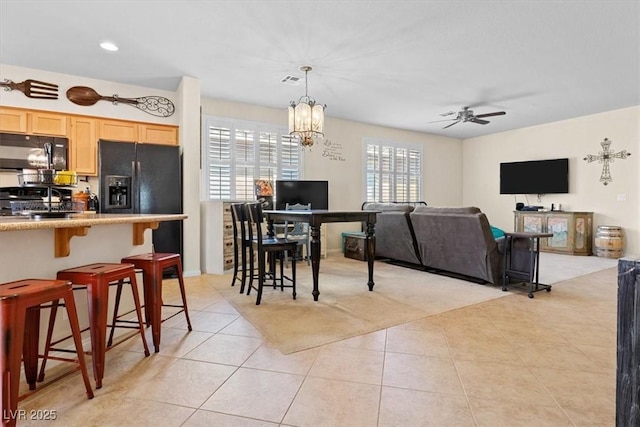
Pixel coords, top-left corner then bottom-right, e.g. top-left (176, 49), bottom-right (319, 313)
top-left (212, 257), bottom-right (510, 354)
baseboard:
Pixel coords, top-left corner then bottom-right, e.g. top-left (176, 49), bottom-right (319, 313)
top-left (183, 269), bottom-right (201, 277)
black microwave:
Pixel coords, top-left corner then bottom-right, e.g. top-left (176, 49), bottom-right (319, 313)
top-left (0, 132), bottom-right (69, 170)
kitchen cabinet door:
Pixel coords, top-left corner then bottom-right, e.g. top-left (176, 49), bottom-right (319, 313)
top-left (138, 124), bottom-right (178, 145)
top-left (70, 117), bottom-right (98, 175)
top-left (98, 119), bottom-right (137, 142)
top-left (0, 107), bottom-right (28, 133)
top-left (30, 111), bottom-right (68, 136)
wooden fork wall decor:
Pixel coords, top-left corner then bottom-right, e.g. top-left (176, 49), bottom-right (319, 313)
top-left (0, 79), bottom-right (58, 99)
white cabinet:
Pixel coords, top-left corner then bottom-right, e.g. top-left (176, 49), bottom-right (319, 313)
top-left (201, 201), bottom-right (235, 274)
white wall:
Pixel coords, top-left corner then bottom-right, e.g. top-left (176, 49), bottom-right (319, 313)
top-left (200, 97), bottom-right (463, 251)
top-left (0, 64), bottom-right (202, 275)
top-left (462, 106), bottom-right (640, 256)
top-left (0, 64), bottom-right (178, 125)
top-left (176, 76), bottom-right (201, 276)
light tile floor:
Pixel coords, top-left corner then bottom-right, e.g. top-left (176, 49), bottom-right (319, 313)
top-left (17, 258), bottom-right (618, 426)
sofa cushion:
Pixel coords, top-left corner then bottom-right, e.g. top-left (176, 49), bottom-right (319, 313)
top-left (362, 202), bottom-right (414, 213)
top-left (410, 211), bottom-right (503, 284)
top-left (413, 206), bottom-right (482, 214)
top-left (370, 210), bottom-right (421, 264)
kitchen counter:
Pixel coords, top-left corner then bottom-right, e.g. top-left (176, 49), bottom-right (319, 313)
top-left (0, 213), bottom-right (187, 231)
top-left (0, 213), bottom-right (187, 258)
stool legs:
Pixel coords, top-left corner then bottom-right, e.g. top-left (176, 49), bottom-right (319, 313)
top-left (85, 278), bottom-right (109, 389)
top-left (143, 266), bottom-right (163, 353)
top-left (44, 265), bottom-right (151, 390)
top-left (1, 304), bottom-right (27, 427)
top-left (120, 254), bottom-right (192, 353)
top-left (63, 293), bottom-right (94, 399)
top-left (92, 276), bottom-right (149, 387)
top-left (136, 259), bottom-right (193, 353)
top-left (1, 281), bottom-right (93, 427)
top-left (37, 302), bottom-right (60, 383)
top-left (142, 259), bottom-right (193, 352)
top-left (174, 259), bottom-right (193, 333)
top-left (23, 308), bottom-right (40, 390)
top-left (34, 299), bottom-right (94, 398)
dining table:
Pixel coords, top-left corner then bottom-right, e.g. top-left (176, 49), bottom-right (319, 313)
top-left (263, 209), bottom-right (379, 301)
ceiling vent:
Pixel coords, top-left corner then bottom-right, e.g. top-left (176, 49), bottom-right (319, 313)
top-left (281, 75), bottom-right (302, 85)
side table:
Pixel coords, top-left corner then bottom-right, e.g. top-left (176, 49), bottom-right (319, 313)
top-left (502, 231), bottom-right (553, 298)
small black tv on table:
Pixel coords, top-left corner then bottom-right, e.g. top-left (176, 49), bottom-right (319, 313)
top-left (275, 180), bottom-right (329, 210)
top-left (500, 158), bottom-right (569, 194)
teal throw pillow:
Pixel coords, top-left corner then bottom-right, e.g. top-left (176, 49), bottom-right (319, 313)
top-left (490, 226), bottom-right (506, 239)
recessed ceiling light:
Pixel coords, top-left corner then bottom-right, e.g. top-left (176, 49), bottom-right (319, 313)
top-left (100, 41), bottom-right (118, 52)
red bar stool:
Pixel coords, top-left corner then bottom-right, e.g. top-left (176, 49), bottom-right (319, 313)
top-left (0, 279), bottom-right (93, 427)
top-left (117, 253), bottom-right (192, 353)
top-left (39, 263), bottom-right (150, 390)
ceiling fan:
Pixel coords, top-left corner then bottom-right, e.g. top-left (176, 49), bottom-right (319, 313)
top-left (430, 106), bottom-right (506, 129)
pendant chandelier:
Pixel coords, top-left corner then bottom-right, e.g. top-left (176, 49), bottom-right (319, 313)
top-left (288, 66), bottom-right (325, 148)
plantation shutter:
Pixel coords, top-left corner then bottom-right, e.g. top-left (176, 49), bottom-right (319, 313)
top-left (363, 138), bottom-right (422, 202)
top-left (206, 126), bottom-right (232, 199)
top-left (202, 116), bottom-right (302, 200)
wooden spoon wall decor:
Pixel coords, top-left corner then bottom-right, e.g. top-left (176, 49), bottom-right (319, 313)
top-left (66, 86), bottom-right (175, 117)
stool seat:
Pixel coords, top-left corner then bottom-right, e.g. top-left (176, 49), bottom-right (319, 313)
top-left (0, 279), bottom-right (93, 426)
top-left (42, 263), bottom-right (150, 389)
top-left (120, 253), bottom-right (192, 352)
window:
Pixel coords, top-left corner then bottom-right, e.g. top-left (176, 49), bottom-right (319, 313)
top-left (363, 138), bottom-right (422, 202)
top-left (202, 116), bottom-right (302, 200)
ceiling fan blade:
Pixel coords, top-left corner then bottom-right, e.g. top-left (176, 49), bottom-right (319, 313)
top-left (427, 118), bottom-right (457, 124)
top-left (439, 111), bottom-right (457, 117)
top-left (475, 111), bottom-right (506, 118)
top-left (469, 118), bottom-right (490, 125)
top-left (443, 121), bottom-right (460, 129)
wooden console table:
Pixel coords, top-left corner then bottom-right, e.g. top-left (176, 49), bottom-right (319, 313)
top-left (514, 211), bottom-right (593, 255)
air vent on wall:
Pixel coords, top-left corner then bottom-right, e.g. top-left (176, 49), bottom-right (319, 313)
top-left (281, 75), bottom-right (302, 85)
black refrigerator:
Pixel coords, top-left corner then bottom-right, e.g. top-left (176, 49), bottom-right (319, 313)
top-left (98, 140), bottom-right (182, 258)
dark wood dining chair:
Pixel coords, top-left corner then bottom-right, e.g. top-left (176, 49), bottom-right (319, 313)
top-left (245, 202), bottom-right (298, 305)
top-left (284, 202), bottom-right (311, 266)
top-left (230, 203), bottom-right (253, 294)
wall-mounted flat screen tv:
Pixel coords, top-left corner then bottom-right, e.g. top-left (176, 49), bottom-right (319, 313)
top-left (275, 180), bottom-right (329, 210)
top-left (500, 158), bottom-right (569, 194)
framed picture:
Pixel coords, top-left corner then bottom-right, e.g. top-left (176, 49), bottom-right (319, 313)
top-left (255, 179), bottom-right (273, 197)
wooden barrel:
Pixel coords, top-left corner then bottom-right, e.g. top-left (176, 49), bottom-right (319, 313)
top-left (595, 225), bottom-right (623, 258)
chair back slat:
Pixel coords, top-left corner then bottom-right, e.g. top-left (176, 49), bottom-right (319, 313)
top-left (231, 203), bottom-right (249, 243)
top-left (246, 202), bottom-right (263, 244)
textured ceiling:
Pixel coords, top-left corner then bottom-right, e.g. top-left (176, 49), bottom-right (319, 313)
top-left (0, 0), bottom-right (638, 139)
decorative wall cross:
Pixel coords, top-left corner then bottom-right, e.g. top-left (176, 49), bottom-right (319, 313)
top-left (583, 138), bottom-right (631, 185)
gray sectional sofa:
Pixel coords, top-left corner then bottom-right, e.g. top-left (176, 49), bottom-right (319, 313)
top-left (362, 203), bottom-right (505, 285)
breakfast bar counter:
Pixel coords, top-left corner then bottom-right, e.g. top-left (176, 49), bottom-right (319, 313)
top-left (0, 213), bottom-right (187, 232)
top-left (0, 213), bottom-right (186, 257)
top-left (0, 213), bottom-right (187, 283)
